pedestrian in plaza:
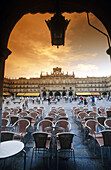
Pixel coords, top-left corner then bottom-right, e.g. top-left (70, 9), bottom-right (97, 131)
top-left (80, 96), bottom-right (83, 104)
top-left (25, 97), bottom-right (28, 108)
top-left (92, 96), bottom-right (95, 106)
top-left (84, 97), bottom-right (87, 106)
top-left (48, 97), bottom-right (50, 105)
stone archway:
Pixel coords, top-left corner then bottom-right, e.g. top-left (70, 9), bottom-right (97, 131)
top-left (42, 91), bottom-right (46, 97)
top-left (62, 91), bottom-right (66, 96)
top-left (49, 91), bottom-right (53, 96)
top-left (69, 91), bottom-right (73, 96)
top-left (0, 0), bottom-right (111, 141)
top-left (55, 91), bottom-right (61, 97)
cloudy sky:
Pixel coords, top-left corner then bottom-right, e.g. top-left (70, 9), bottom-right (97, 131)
top-left (6, 12), bottom-right (111, 78)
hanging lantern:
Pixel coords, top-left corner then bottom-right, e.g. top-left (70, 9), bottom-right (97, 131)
top-left (45, 13), bottom-right (70, 48)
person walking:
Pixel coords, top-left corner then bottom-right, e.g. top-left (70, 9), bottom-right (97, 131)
top-left (48, 97), bottom-right (50, 105)
top-left (92, 96), bottom-right (95, 106)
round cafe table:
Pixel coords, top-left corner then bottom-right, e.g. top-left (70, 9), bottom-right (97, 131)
top-left (0, 140), bottom-right (26, 170)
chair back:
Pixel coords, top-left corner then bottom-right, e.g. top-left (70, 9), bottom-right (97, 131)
top-left (97, 116), bottom-right (106, 126)
top-left (58, 132), bottom-right (74, 149)
top-left (106, 110), bottom-right (111, 118)
top-left (58, 112), bottom-right (66, 117)
top-left (10, 115), bottom-right (19, 125)
top-left (13, 119), bottom-right (30, 133)
top-left (78, 112), bottom-right (88, 119)
top-left (92, 106), bottom-right (97, 112)
top-left (89, 112), bottom-right (99, 117)
top-left (86, 110), bottom-right (92, 114)
top-left (86, 120), bottom-right (98, 134)
top-left (55, 120), bottom-right (69, 132)
top-left (23, 106), bottom-right (26, 111)
top-left (1, 118), bottom-right (9, 131)
top-left (24, 116), bottom-right (33, 124)
top-left (29, 109), bottom-right (34, 112)
top-left (19, 112), bottom-right (28, 117)
top-left (29, 112), bottom-right (38, 119)
top-left (1, 131), bottom-right (14, 142)
top-left (83, 108), bottom-right (89, 112)
top-left (44, 116), bottom-right (54, 121)
top-left (33, 107), bottom-right (38, 110)
top-left (48, 112), bottom-right (56, 118)
top-left (84, 117), bottom-right (94, 122)
top-left (79, 107), bottom-right (84, 111)
top-left (39, 107), bottom-right (44, 110)
top-left (33, 132), bottom-right (48, 148)
top-left (104, 119), bottom-right (111, 128)
top-left (13, 108), bottom-right (19, 115)
top-left (2, 111), bottom-right (10, 118)
top-left (58, 116), bottom-right (68, 121)
top-left (101, 130), bottom-right (111, 146)
top-left (37, 119), bottom-right (53, 132)
top-left (37, 109), bottom-right (43, 114)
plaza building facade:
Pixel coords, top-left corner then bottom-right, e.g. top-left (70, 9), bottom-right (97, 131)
top-left (3, 67), bottom-right (111, 97)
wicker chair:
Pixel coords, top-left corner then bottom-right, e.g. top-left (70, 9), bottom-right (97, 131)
top-left (19, 112), bottom-right (28, 117)
top-left (2, 111), bottom-right (10, 118)
top-left (48, 112), bottom-right (56, 118)
top-left (58, 112), bottom-right (67, 117)
top-left (29, 112), bottom-right (38, 125)
top-left (96, 130), bottom-right (111, 163)
top-left (30, 132), bottom-right (51, 169)
top-left (44, 116), bottom-right (54, 122)
top-left (1, 118), bottom-right (10, 131)
top-left (24, 115), bottom-right (34, 126)
top-left (1, 131), bottom-right (14, 142)
top-left (10, 115), bottom-right (19, 125)
top-left (12, 119), bottom-right (30, 140)
top-left (97, 116), bottom-right (106, 126)
top-left (55, 120), bottom-right (71, 132)
top-left (85, 119), bottom-right (105, 152)
top-left (37, 119), bottom-right (54, 132)
top-left (89, 112), bottom-right (99, 118)
top-left (56, 132), bottom-right (76, 170)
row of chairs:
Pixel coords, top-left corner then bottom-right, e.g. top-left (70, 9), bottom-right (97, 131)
top-left (30, 131), bottom-right (76, 170)
top-left (30, 107), bottom-right (75, 169)
top-left (72, 106), bottom-right (111, 163)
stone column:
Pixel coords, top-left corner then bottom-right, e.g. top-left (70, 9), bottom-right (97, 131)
top-left (0, 48), bottom-right (11, 142)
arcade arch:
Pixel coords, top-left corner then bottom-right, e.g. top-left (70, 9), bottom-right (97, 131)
top-left (0, 0), bottom-right (111, 141)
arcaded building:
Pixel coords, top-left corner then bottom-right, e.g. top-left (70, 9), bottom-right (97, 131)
top-left (3, 67), bottom-right (111, 97)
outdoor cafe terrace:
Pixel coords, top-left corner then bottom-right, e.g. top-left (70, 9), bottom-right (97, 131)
top-left (0, 98), bottom-right (111, 170)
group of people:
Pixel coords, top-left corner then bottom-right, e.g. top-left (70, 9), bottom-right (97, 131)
top-left (78, 96), bottom-right (98, 106)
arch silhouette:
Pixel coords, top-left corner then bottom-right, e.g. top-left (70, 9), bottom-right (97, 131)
top-left (0, 0), bottom-right (111, 51)
top-left (62, 91), bottom-right (66, 96)
top-left (49, 91), bottom-right (53, 96)
top-left (0, 0), bottom-right (111, 141)
top-left (42, 91), bottom-right (46, 97)
top-left (69, 91), bottom-right (73, 96)
top-left (55, 91), bottom-right (61, 96)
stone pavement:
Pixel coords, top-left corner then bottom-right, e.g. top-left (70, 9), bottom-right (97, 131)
top-left (0, 99), bottom-right (111, 170)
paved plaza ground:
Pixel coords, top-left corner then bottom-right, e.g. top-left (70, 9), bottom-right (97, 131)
top-left (0, 98), bottom-right (111, 170)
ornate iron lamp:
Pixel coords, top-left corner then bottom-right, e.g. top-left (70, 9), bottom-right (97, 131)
top-left (45, 13), bottom-right (70, 48)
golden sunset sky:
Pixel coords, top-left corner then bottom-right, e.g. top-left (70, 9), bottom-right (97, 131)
top-left (6, 12), bottom-right (111, 78)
